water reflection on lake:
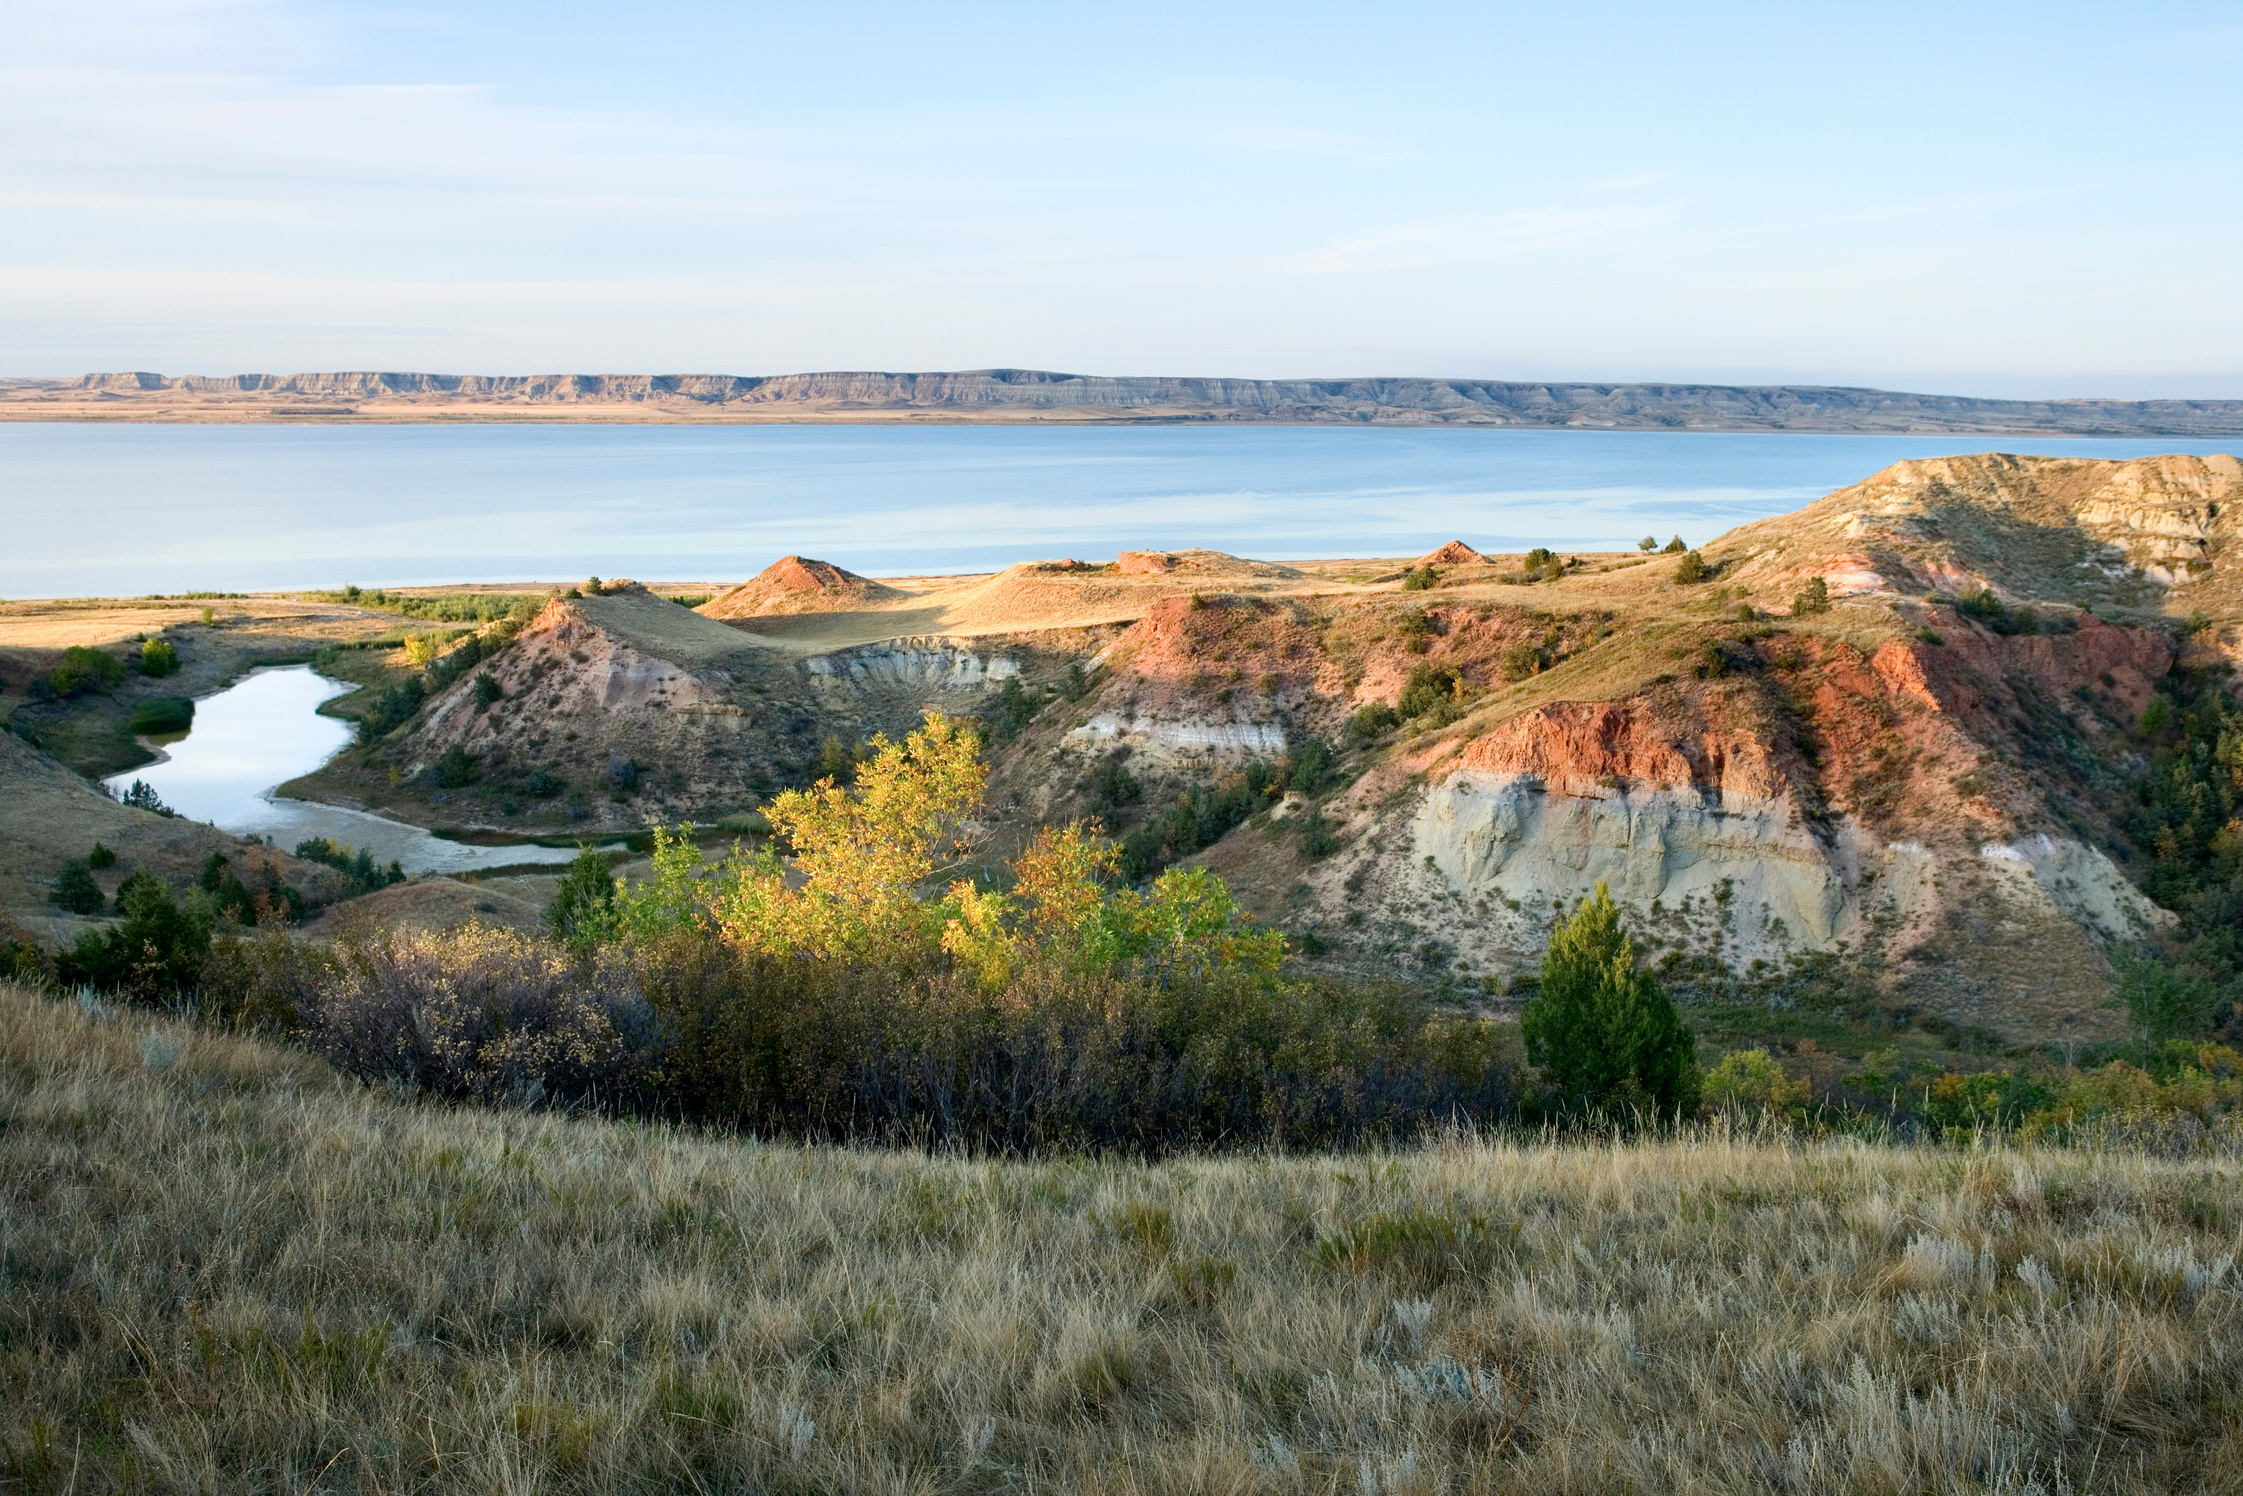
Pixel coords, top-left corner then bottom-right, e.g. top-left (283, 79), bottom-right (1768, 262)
top-left (103, 666), bottom-right (598, 874)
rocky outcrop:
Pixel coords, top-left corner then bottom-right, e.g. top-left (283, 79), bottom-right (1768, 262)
top-left (1716, 453), bottom-right (2243, 611)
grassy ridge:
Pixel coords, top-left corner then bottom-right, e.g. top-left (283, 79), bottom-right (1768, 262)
top-left (5, 983), bottom-right (2242, 1493)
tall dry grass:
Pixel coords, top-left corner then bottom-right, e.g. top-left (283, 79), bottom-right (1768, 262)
top-left (5, 981), bottom-right (2241, 1494)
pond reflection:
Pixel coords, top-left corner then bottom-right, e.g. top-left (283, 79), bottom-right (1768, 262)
top-left (104, 665), bottom-right (599, 874)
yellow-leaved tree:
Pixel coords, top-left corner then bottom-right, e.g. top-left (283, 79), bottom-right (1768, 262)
top-left (609, 711), bottom-right (1285, 987)
top-left (712, 712), bottom-right (986, 963)
top-left (943, 821), bottom-right (1285, 991)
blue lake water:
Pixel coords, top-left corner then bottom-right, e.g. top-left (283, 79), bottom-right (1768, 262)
top-left (3, 423), bottom-right (2238, 596)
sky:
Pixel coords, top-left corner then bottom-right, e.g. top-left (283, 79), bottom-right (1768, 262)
top-left (3, 1), bottom-right (2239, 397)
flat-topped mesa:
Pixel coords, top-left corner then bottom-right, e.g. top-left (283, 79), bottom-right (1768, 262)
top-left (1417, 540), bottom-right (1487, 567)
top-left (700, 556), bottom-right (903, 619)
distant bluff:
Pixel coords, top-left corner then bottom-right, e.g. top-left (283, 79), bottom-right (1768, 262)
top-left (12, 369), bottom-right (2243, 435)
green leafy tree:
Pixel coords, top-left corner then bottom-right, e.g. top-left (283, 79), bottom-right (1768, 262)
top-left (1638, 535), bottom-right (1658, 553)
top-left (1521, 883), bottom-right (1698, 1115)
top-left (546, 845), bottom-right (621, 951)
top-left (2109, 946), bottom-right (2220, 1043)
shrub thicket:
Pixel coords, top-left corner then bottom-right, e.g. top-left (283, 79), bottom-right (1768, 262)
top-left (212, 715), bottom-right (1513, 1153)
top-left (56, 873), bottom-right (212, 998)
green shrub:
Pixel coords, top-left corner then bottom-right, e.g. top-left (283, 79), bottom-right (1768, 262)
top-left (1673, 551), bottom-right (1710, 585)
top-left (1118, 764), bottom-right (1280, 880)
top-left (197, 852), bottom-right (305, 927)
top-left (1790, 576), bottom-right (1831, 616)
top-left (1701, 1048), bottom-right (1810, 1119)
top-left (1287, 739), bottom-right (1334, 794)
top-left (354, 678), bottom-right (426, 743)
top-left (138, 637), bottom-right (179, 676)
top-left (1521, 883), bottom-right (1698, 1116)
top-left (523, 770), bottom-right (566, 798)
top-left (88, 842), bottom-right (116, 869)
top-left (436, 745), bottom-right (477, 788)
top-left (472, 674), bottom-right (503, 710)
top-left (1400, 565), bottom-right (1439, 591)
top-left (984, 677), bottom-right (1042, 740)
top-left (1314, 1208), bottom-right (1514, 1289)
top-left (130, 696), bottom-right (194, 734)
top-left (1501, 641), bottom-right (1543, 682)
top-left (49, 646), bottom-right (125, 697)
top-left (50, 860), bottom-right (104, 916)
top-left (1398, 664), bottom-right (1463, 719)
top-left (1955, 587), bottom-right (2034, 635)
top-left (1082, 757), bottom-right (1140, 812)
top-left (1663, 536), bottom-right (1687, 554)
top-left (1349, 703), bottom-right (1403, 739)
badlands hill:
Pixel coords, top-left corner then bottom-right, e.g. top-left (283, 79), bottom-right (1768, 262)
top-left (314, 452), bottom-right (2243, 1044)
top-left (7, 369), bottom-right (2243, 434)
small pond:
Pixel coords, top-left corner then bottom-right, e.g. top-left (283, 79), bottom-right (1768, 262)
top-left (103, 665), bottom-right (601, 875)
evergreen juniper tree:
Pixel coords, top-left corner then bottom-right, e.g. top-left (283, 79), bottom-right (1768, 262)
top-left (1521, 883), bottom-right (1699, 1116)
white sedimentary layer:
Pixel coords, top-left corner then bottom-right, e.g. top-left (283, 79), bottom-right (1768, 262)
top-left (1065, 713), bottom-right (1289, 759)
top-left (1409, 773), bottom-right (1849, 965)
top-left (1405, 772), bottom-right (2166, 969)
top-left (1977, 833), bottom-right (2171, 940)
top-left (805, 644), bottom-right (1019, 690)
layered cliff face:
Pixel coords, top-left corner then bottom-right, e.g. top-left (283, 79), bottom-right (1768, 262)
top-left (318, 584), bottom-right (1059, 832)
top-left (12, 371), bottom-right (2243, 435)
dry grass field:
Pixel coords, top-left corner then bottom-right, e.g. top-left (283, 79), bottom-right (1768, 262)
top-left (5, 981), bottom-right (2242, 1495)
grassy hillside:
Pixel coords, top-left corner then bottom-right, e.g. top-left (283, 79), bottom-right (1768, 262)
top-left (5, 983), bottom-right (2241, 1493)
